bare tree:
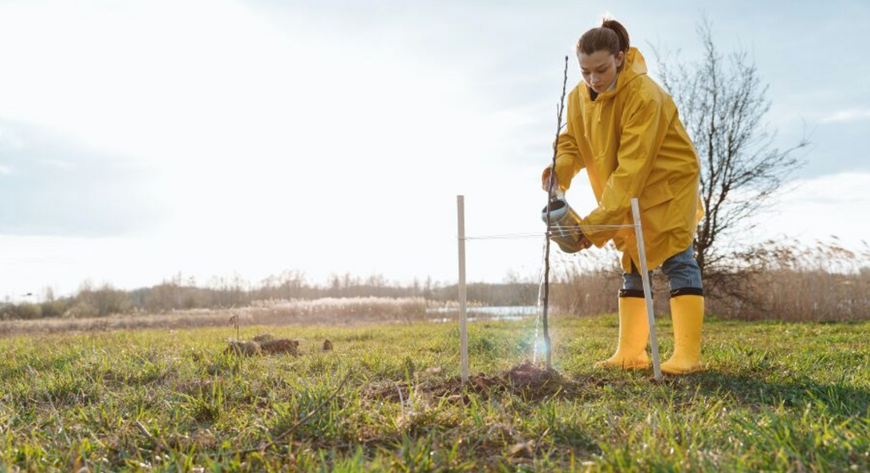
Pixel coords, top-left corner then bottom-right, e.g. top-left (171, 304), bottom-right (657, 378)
top-left (653, 19), bottom-right (808, 292)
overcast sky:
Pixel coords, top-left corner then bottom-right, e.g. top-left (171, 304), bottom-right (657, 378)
top-left (1, 0), bottom-right (869, 300)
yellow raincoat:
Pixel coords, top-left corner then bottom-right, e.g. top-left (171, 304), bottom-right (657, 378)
top-left (547, 47), bottom-right (704, 273)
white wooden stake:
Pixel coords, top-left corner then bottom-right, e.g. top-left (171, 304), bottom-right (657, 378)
top-left (457, 195), bottom-right (469, 383)
top-left (631, 198), bottom-right (662, 381)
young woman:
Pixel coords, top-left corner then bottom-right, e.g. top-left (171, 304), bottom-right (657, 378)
top-left (542, 19), bottom-right (706, 374)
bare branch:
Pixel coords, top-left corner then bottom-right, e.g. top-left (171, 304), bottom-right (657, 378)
top-left (658, 19), bottom-right (808, 290)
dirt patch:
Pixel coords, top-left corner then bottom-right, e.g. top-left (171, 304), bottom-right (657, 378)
top-left (504, 360), bottom-right (564, 390)
top-left (224, 335), bottom-right (299, 356)
top-left (365, 360), bottom-right (572, 402)
top-left (260, 339), bottom-right (299, 355)
top-left (225, 341), bottom-right (262, 356)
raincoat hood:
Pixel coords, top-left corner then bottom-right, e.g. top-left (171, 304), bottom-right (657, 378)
top-left (585, 48), bottom-right (648, 103)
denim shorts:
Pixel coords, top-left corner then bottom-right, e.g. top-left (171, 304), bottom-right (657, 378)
top-left (622, 244), bottom-right (703, 297)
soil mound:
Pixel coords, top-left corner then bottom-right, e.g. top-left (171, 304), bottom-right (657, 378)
top-left (224, 334), bottom-right (299, 356)
top-left (365, 360), bottom-right (571, 402)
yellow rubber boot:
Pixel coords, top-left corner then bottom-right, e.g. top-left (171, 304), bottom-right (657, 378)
top-left (661, 294), bottom-right (705, 374)
top-left (595, 296), bottom-right (650, 370)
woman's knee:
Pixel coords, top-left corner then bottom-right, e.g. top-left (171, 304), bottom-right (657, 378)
top-left (621, 271), bottom-right (644, 291)
top-left (622, 269), bottom-right (653, 291)
top-left (662, 252), bottom-right (702, 290)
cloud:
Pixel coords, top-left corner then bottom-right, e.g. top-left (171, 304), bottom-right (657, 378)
top-left (820, 109), bottom-right (870, 123)
top-left (0, 0), bottom-right (552, 293)
top-left (0, 126), bottom-right (24, 148)
top-left (748, 171), bottom-right (870, 250)
top-left (0, 120), bottom-right (164, 236)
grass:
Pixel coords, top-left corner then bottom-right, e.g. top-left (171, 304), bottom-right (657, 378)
top-left (0, 314), bottom-right (868, 472)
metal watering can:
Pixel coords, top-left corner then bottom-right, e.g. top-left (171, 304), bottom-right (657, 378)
top-left (541, 190), bottom-right (585, 253)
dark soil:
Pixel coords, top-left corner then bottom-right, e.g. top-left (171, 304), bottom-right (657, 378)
top-left (225, 334), bottom-right (299, 356)
top-left (260, 339), bottom-right (299, 355)
top-left (365, 360), bottom-right (575, 402)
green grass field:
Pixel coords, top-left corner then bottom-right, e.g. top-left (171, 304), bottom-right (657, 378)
top-left (1, 314), bottom-right (868, 472)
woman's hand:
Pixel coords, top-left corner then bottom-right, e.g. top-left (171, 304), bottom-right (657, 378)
top-left (577, 232), bottom-right (593, 250)
top-left (541, 166), bottom-right (558, 192)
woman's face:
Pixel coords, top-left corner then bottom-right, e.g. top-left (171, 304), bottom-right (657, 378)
top-left (579, 50), bottom-right (624, 93)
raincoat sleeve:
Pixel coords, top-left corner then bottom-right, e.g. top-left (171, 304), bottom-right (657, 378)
top-left (580, 94), bottom-right (665, 246)
top-left (542, 95), bottom-right (585, 192)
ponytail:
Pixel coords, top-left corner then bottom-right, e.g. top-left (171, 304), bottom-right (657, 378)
top-left (576, 18), bottom-right (631, 62)
top-left (600, 19), bottom-right (630, 54)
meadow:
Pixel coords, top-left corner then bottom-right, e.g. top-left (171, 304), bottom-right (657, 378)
top-left (1, 314), bottom-right (868, 472)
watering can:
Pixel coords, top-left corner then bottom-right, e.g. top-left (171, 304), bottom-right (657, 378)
top-left (541, 190), bottom-right (586, 253)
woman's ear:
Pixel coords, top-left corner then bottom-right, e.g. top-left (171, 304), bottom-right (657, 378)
top-left (616, 51), bottom-right (625, 68)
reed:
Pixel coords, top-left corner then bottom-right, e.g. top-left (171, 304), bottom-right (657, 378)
top-left (550, 238), bottom-right (870, 321)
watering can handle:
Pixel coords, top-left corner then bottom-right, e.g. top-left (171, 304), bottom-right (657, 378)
top-left (549, 186), bottom-right (565, 202)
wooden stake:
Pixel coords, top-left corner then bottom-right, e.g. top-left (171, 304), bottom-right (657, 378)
top-left (631, 198), bottom-right (662, 381)
top-left (457, 195), bottom-right (469, 383)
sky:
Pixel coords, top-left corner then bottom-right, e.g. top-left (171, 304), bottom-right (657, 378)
top-left (1, 0), bottom-right (869, 300)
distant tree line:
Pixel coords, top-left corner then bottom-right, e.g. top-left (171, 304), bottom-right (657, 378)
top-left (0, 270), bottom-right (540, 320)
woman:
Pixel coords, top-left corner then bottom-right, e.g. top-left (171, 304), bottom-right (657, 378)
top-left (542, 19), bottom-right (706, 374)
